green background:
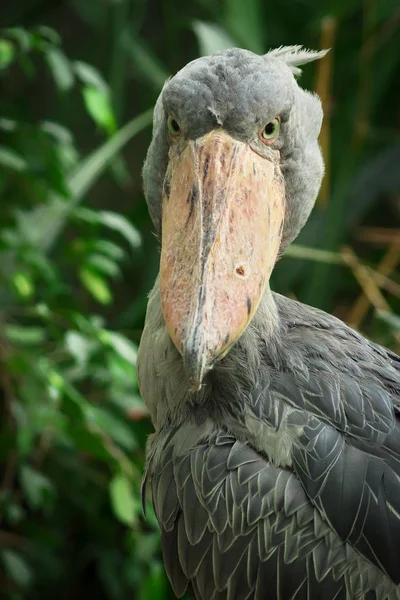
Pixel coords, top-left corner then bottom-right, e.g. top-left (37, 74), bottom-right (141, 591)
top-left (0, 1), bottom-right (399, 598)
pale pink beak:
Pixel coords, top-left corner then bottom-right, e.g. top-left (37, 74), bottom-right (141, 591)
top-left (160, 130), bottom-right (285, 390)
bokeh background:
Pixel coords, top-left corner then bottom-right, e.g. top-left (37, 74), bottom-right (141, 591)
top-left (0, 1), bottom-right (400, 598)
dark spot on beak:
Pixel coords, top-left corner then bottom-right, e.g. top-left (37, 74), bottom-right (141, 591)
top-left (203, 154), bottom-right (210, 182)
top-left (224, 333), bottom-right (230, 345)
top-left (163, 176), bottom-right (171, 200)
top-left (247, 297), bottom-right (252, 315)
top-left (186, 181), bottom-right (199, 224)
top-left (236, 266), bottom-right (246, 277)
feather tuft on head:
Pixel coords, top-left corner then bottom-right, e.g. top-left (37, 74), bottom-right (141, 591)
top-left (267, 46), bottom-right (329, 76)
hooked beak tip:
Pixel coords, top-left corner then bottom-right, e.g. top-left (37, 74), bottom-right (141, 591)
top-left (183, 333), bottom-right (209, 392)
top-left (188, 379), bottom-right (204, 393)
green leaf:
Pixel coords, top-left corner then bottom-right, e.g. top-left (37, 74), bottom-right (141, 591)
top-left (1, 550), bottom-right (33, 588)
top-left (193, 21), bottom-right (236, 56)
top-left (109, 473), bottom-right (137, 526)
top-left (83, 86), bottom-right (117, 134)
top-left (0, 39), bottom-right (15, 69)
top-left (19, 465), bottom-right (55, 509)
top-left (46, 370), bottom-right (67, 404)
top-left (106, 352), bottom-right (137, 388)
top-left (26, 110), bottom-right (153, 255)
top-left (2, 28), bottom-right (31, 51)
top-left (94, 240), bottom-right (126, 260)
top-left (86, 254), bottom-right (121, 277)
top-left (109, 392), bottom-right (143, 413)
top-left (72, 206), bottom-right (100, 224)
top-left (5, 326), bottom-right (45, 345)
top-left (65, 424), bottom-right (109, 459)
top-left (0, 146), bottom-right (27, 171)
top-left (45, 48), bottom-right (74, 91)
top-left (102, 331), bottom-right (137, 364)
top-left (12, 272), bottom-right (34, 298)
top-left (65, 330), bottom-right (93, 364)
top-left (23, 250), bottom-right (57, 282)
top-left (5, 501), bottom-right (26, 525)
top-left (0, 118), bottom-right (17, 131)
top-left (73, 60), bottom-right (108, 93)
top-left (98, 211), bottom-right (141, 249)
top-left (86, 406), bottom-right (137, 450)
top-left (80, 267), bottom-right (112, 304)
top-left (35, 26), bottom-right (61, 46)
top-left (67, 108), bottom-right (153, 202)
top-left (35, 303), bottom-right (50, 318)
top-left (41, 121), bottom-right (73, 144)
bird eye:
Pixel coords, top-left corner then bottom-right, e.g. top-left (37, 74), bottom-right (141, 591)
top-left (261, 118), bottom-right (280, 142)
top-left (167, 116), bottom-right (181, 138)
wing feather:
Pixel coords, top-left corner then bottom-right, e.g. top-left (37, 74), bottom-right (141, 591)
top-left (234, 296), bottom-right (400, 585)
top-left (148, 424), bottom-right (399, 599)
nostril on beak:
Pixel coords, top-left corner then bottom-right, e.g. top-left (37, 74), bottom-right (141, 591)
top-left (235, 265), bottom-right (246, 277)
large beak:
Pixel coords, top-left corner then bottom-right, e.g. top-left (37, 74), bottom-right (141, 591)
top-left (160, 130), bottom-right (285, 390)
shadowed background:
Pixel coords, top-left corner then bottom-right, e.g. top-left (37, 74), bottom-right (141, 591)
top-left (0, 1), bottom-right (399, 598)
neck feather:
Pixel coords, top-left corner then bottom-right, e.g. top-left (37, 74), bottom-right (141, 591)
top-left (138, 277), bottom-right (282, 429)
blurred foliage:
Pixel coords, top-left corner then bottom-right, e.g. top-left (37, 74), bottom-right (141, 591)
top-left (0, 1), bottom-right (399, 599)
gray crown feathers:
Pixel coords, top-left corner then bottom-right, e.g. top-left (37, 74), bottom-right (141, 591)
top-left (267, 45), bottom-right (329, 75)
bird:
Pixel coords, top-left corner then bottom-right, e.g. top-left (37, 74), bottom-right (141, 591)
top-left (137, 46), bottom-right (400, 600)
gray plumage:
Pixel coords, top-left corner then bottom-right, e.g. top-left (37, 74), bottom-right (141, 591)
top-left (138, 46), bottom-right (400, 599)
top-left (143, 47), bottom-right (324, 250)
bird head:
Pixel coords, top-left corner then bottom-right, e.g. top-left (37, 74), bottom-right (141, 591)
top-left (143, 46), bottom-right (327, 390)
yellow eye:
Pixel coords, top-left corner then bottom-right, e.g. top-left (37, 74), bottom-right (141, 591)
top-left (167, 115), bottom-right (181, 138)
top-left (261, 118), bottom-right (280, 142)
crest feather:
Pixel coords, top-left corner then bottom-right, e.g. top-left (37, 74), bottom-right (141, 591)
top-left (267, 46), bottom-right (329, 76)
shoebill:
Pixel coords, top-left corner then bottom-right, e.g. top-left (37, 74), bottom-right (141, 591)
top-left (138, 46), bottom-right (400, 599)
